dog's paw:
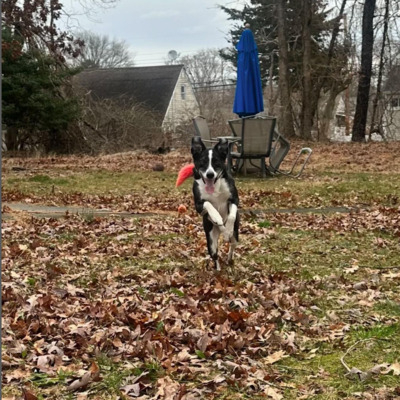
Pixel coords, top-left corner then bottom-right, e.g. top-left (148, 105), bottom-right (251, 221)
top-left (205, 206), bottom-right (224, 227)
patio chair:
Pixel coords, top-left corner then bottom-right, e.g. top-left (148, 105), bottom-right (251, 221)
top-left (228, 118), bottom-right (243, 137)
top-left (268, 130), bottom-right (313, 178)
top-left (192, 116), bottom-right (218, 148)
top-left (228, 116), bottom-right (276, 178)
top-left (268, 131), bottom-right (291, 173)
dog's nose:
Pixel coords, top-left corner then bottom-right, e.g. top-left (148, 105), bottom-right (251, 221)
top-left (206, 171), bottom-right (215, 179)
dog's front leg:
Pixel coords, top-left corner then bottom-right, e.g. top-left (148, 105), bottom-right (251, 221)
top-left (203, 217), bottom-right (221, 270)
top-left (223, 203), bottom-right (238, 242)
top-left (202, 201), bottom-right (225, 231)
top-left (228, 204), bottom-right (239, 265)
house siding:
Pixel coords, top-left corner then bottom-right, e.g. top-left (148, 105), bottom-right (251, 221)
top-left (331, 90), bottom-right (400, 142)
top-left (162, 69), bottom-right (200, 132)
top-left (382, 92), bottom-right (400, 140)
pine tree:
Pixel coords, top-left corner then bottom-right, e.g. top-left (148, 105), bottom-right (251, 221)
top-left (2, 27), bottom-right (81, 151)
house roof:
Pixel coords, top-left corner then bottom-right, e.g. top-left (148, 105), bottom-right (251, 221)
top-left (74, 65), bottom-right (185, 115)
top-left (383, 65), bottom-right (400, 93)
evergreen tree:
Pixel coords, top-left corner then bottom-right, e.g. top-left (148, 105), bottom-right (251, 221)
top-left (2, 27), bottom-right (81, 151)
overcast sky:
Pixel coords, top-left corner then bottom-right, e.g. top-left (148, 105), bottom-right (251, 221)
top-left (64, 0), bottom-right (246, 66)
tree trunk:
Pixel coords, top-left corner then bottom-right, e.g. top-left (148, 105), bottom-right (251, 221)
top-left (276, 0), bottom-right (295, 137)
top-left (301, 0), bottom-right (313, 139)
top-left (5, 126), bottom-right (19, 151)
top-left (311, 0), bottom-right (348, 131)
top-left (352, 0), bottom-right (376, 142)
top-left (369, 0), bottom-right (389, 139)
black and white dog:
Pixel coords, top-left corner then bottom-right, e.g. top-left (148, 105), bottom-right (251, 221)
top-left (191, 137), bottom-right (239, 270)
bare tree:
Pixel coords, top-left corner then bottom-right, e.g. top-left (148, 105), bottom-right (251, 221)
top-left (67, 92), bottom-right (164, 154)
top-left (313, 0), bottom-right (350, 140)
top-left (179, 49), bottom-right (232, 86)
top-left (74, 31), bottom-right (134, 69)
top-left (352, 0), bottom-right (377, 142)
top-left (179, 49), bottom-right (234, 132)
top-left (369, 0), bottom-right (390, 138)
top-left (2, 0), bottom-right (83, 62)
top-left (301, 0), bottom-right (313, 139)
top-left (276, 0), bottom-right (296, 138)
top-left (61, 0), bottom-right (120, 30)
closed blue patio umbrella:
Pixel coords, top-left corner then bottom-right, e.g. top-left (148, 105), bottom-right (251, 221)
top-left (233, 26), bottom-right (264, 117)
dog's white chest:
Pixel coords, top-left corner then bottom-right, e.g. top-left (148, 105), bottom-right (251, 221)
top-left (198, 178), bottom-right (231, 221)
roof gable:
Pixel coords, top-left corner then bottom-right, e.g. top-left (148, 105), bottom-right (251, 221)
top-left (74, 65), bottom-right (185, 115)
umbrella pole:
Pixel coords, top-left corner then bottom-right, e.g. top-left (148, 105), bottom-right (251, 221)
top-left (241, 117), bottom-right (246, 175)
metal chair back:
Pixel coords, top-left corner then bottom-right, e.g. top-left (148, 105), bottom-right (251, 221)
top-left (240, 116), bottom-right (276, 158)
top-left (268, 130), bottom-right (313, 178)
top-left (269, 131), bottom-right (291, 172)
top-left (193, 116), bottom-right (212, 141)
top-left (228, 119), bottom-right (242, 137)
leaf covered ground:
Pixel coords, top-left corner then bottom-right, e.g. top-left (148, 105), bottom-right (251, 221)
top-left (2, 142), bottom-right (400, 400)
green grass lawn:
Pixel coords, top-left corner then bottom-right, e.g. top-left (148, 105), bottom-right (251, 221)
top-left (3, 169), bottom-right (400, 210)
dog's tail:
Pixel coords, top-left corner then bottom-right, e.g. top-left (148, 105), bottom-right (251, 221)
top-left (176, 164), bottom-right (195, 187)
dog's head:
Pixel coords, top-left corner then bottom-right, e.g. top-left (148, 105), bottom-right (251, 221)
top-left (191, 137), bottom-right (229, 194)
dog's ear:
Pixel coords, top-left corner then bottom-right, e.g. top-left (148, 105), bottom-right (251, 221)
top-left (191, 136), bottom-right (206, 158)
top-left (214, 138), bottom-right (229, 160)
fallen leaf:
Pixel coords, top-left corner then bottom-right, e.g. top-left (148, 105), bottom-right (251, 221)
top-left (121, 383), bottom-right (141, 397)
top-left (22, 389), bottom-right (38, 400)
top-left (264, 385), bottom-right (283, 400)
top-left (381, 362), bottom-right (400, 376)
top-left (67, 371), bottom-right (92, 392)
top-left (67, 362), bottom-right (100, 392)
top-left (353, 281), bottom-right (367, 291)
top-left (176, 348), bottom-right (191, 363)
top-left (196, 334), bottom-right (210, 353)
top-left (264, 350), bottom-right (287, 365)
top-left (5, 368), bottom-right (30, 383)
top-left (155, 376), bottom-right (182, 400)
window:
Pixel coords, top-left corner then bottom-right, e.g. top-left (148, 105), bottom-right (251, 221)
top-left (390, 97), bottom-right (400, 110)
top-left (181, 85), bottom-right (186, 100)
top-left (336, 114), bottom-right (346, 127)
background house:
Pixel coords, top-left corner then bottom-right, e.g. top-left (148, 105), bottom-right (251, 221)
top-left (382, 65), bottom-right (400, 141)
top-left (75, 65), bottom-right (200, 135)
top-left (331, 75), bottom-right (400, 143)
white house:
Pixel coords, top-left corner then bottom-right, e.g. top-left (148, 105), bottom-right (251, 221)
top-left (382, 65), bottom-right (400, 141)
top-left (75, 65), bottom-right (200, 134)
